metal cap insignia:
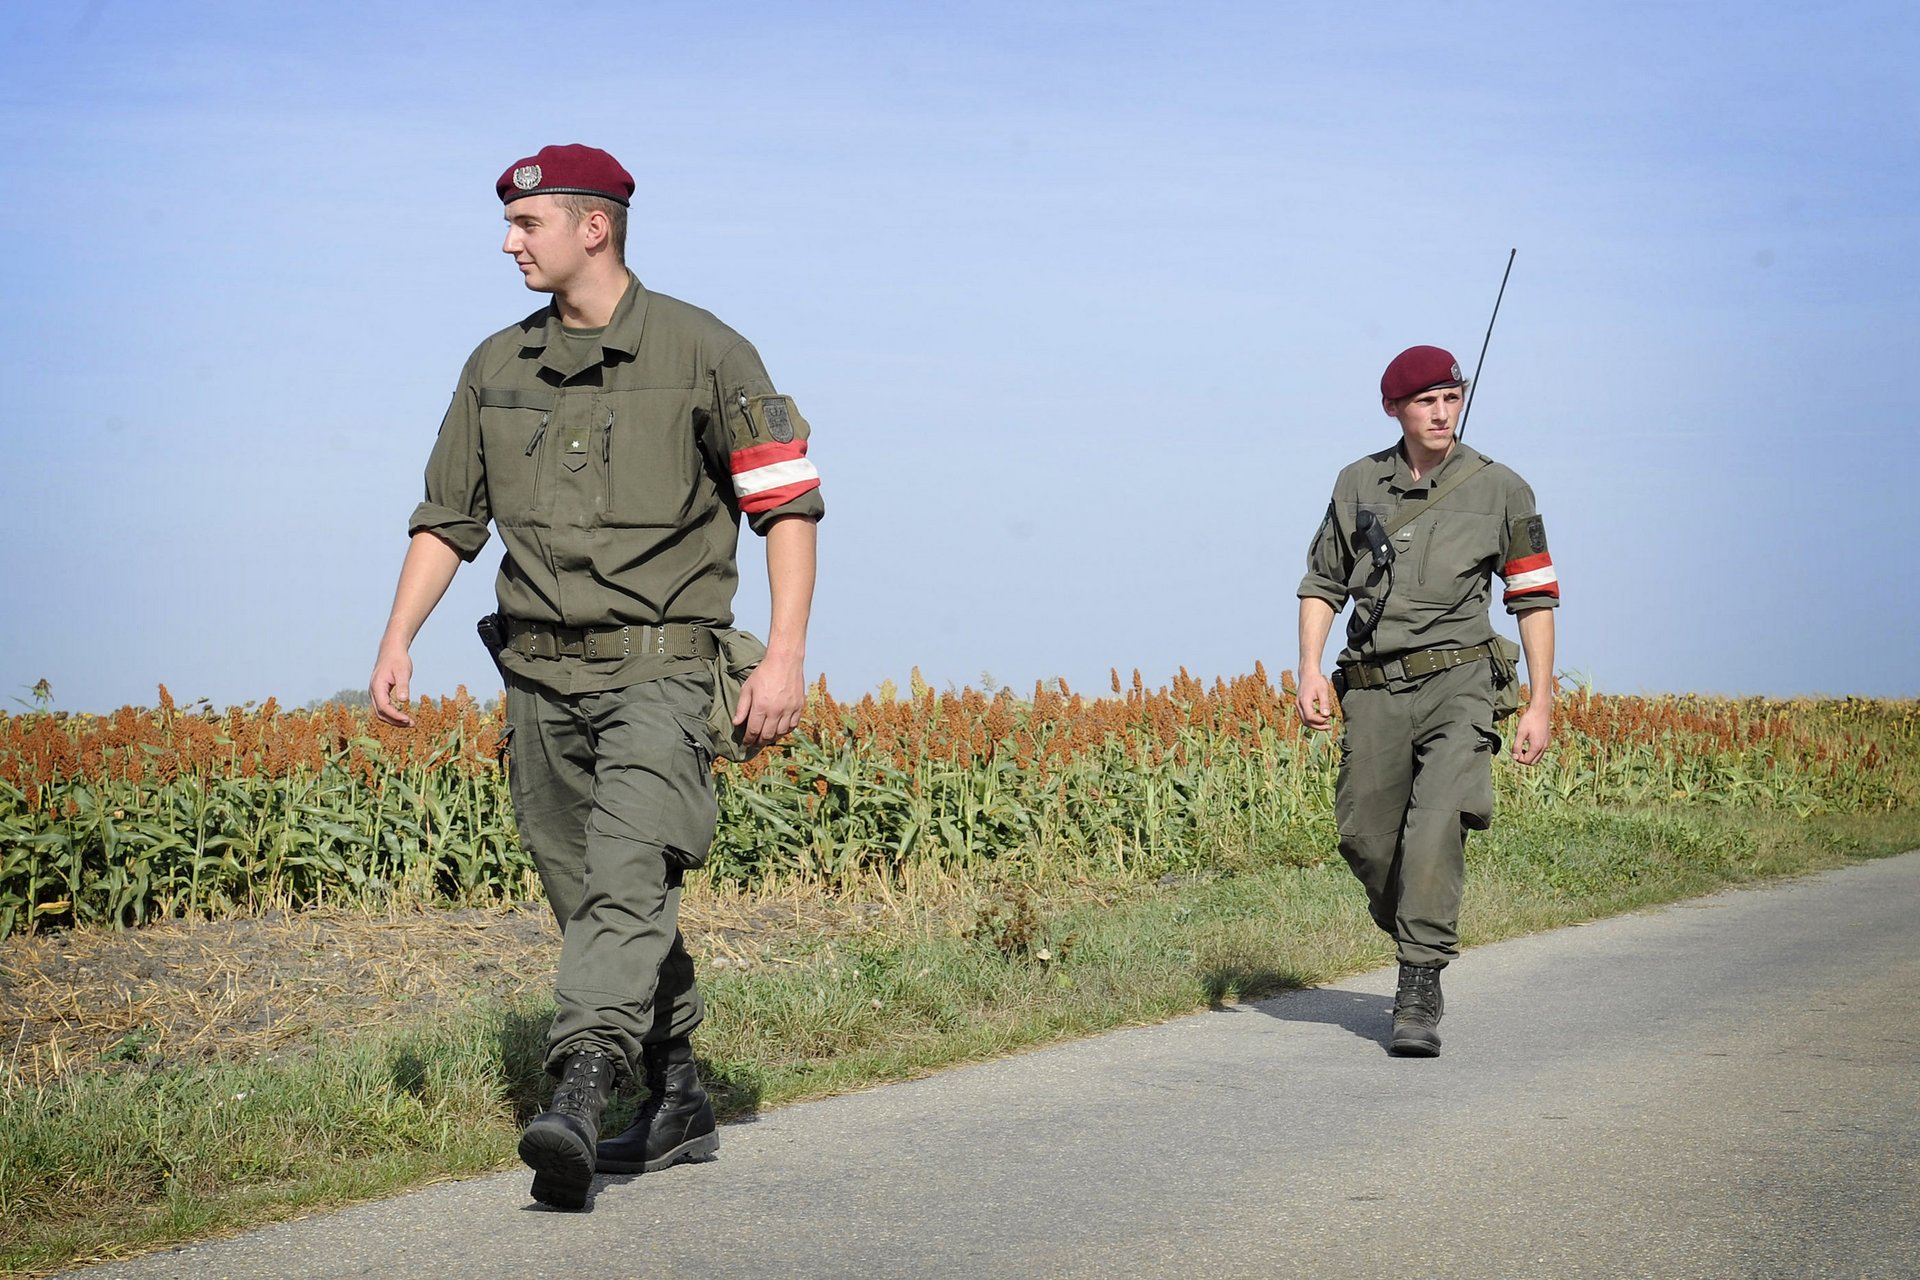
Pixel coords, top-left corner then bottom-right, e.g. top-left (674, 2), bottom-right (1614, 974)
top-left (513, 164), bottom-right (543, 191)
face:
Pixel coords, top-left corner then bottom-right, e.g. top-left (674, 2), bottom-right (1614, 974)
top-left (1385, 384), bottom-right (1465, 456)
top-left (500, 195), bottom-right (592, 292)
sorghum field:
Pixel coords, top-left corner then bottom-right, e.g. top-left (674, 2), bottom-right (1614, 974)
top-left (3, 668), bottom-right (1915, 940)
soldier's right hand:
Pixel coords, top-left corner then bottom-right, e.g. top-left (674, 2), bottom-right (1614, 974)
top-left (1296, 670), bottom-right (1335, 732)
top-left (370, 647), bottom-right (415, 727)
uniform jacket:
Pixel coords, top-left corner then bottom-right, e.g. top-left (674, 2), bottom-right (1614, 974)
top-left (1297, 441), bottom-right (1557, 666)
top-left (410, 273), bottom-right (824, 693)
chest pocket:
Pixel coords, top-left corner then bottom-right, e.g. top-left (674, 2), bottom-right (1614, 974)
top-left (477, 387), bottom-right (557, 524)
top-left (598, 387), bottom-right (705, 528)
top-left (1402, 510), bottom-right (1503, 601)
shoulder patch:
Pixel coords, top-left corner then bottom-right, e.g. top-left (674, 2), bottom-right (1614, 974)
top-left (1512, 514), bottom-right (1547, 554)
top-left (760, 397), bottom-right (795, 442)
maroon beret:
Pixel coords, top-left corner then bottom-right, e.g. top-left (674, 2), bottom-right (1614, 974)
top-left (1380, 345), bottom-right (1465, 402)
top-left (496, 144), bottom-right (635, 207)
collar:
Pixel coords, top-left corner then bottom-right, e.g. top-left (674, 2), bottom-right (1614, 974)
top-left (520, 272), bottom-right (651, 379)
top-left (1384, 439), bottom-right (1479, 495)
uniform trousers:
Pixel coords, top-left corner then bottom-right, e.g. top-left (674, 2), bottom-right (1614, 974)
top-left (1334, 660), bottom-right (1501, 968)
top-left (505, 670), bottom-right (716, 1079)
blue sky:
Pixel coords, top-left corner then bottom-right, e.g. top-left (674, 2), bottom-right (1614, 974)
top-left (3, 0), bottom-right (1915, 712)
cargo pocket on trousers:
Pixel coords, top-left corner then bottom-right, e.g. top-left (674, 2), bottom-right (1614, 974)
top-left (1464, 722), bottom-right (1501, 830)
top-left (660, 725), bottom-right (717, 871)
top-left (1334, 726), bottom-right (1361, 836)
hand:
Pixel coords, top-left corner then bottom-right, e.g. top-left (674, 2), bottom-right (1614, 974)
top-left (370, 647), bottom-right (415, 727)
top-left (1510, 701), bottom-right (1552, 765)
top-left (733, 651), bottom-right (806, 748)
top-left (1296, 670), bottom-right (1335, 732)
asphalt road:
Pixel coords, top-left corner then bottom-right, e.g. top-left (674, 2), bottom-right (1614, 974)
top-left (66, 851), bottom-right (1920, 1280)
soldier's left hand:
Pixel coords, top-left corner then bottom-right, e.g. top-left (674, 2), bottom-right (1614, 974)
top-left (1511, 702), bottom-right (1552, 766)
top-left (734, 652), bottom-right (807, 748)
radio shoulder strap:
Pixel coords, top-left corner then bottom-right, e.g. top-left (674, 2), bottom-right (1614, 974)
top-left (1384, 456), bottom-right (1493, 540)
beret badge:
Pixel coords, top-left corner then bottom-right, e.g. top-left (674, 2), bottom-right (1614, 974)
top-left (513, 164), bottom-right (543, 191)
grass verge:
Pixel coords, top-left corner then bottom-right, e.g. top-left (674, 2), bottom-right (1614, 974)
top-left (4, 806), bottom-right (1917, 1275)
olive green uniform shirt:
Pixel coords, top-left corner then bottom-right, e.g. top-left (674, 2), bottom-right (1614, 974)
top-left (409, 273), bottom-right (825, 694)
top-left (1297, 441), bottom-right (1558, 666)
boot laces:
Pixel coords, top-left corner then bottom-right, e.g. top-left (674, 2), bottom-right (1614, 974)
top-left (1396, 968), bottom-right (1441, 1021)
top-left (642, 1044), bottom-right (693, 1105)
top-left (638, 1069), bottom-right (682, 1121)
top-left (553, 1052), bottom-right (614, 1120)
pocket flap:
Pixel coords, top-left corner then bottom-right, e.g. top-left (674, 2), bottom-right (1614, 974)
top-left (477, 387), bottom-right (557, 411)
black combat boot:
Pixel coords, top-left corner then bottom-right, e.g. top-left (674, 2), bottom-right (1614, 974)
top-left (596, 1036), bottom-right (719, 1174)
top-left (519, 1048), bottom-right (618, 1210)
top-left (1389, 963), bottom-right (1444, 1057)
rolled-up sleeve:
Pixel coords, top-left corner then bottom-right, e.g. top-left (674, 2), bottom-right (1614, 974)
top-left (407, 362), bottom-right (492, 561)
top-left (714, 338), bottom-right (825, 535)
top-left (1297, 499), bottom-right (1351, 608)
top-left (1498, 482), bottom-right (1560, 613)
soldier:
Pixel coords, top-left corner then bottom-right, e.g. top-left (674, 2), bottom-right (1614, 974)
top-left (370, 144), bottom-right (824, 1209)
top-left (1294, 345), bottom-right (1556, 1057)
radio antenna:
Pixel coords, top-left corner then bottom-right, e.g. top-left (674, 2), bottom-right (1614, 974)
top-left (1457, 248), bottom-right (1516, 442)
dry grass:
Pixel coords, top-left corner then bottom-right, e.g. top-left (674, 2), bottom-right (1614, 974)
top-left (0, 877), bottom-right (984, 1089)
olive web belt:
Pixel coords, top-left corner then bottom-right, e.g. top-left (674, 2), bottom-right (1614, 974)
top-left (1339, 641), bottom-right (1498, 690)
top-left (503, 618), bottom-right (719, 662)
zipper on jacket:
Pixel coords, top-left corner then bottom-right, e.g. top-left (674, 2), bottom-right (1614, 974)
top-left (735, 386), bottom-right (760, 439)
top-left (599, 407), bottom-right (615, 510)
top-left (524, 413), bottom-right (550, 509)
top-left (710, 370), bottom-right (759, 441)
top-left (1413, 510), bottom-right (1431, 587)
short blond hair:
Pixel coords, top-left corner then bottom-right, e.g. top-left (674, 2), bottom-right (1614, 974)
top-left (554, 193), bottom-right (627, 262)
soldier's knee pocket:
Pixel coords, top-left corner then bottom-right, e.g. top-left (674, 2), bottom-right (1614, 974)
top-left (1459, 723), bottom-right (1500, 829)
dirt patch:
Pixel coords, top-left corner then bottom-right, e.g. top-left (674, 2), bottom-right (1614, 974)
top-left (0, 891), bottom-right (896, 1086)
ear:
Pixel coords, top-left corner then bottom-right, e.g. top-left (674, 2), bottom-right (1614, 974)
top-left (581, 209), bottom-right (611, 251)
top-left (1382, 397), bottom-right (1398, 417)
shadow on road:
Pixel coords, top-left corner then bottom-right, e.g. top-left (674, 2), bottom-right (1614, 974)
top-left (1227, 984), bottom-right (1393, 1049)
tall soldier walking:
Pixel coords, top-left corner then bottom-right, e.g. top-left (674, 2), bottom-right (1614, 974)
top-left (370, 144), bottom-right (824, 1208)
top-left (1295, 345), bottom-right (1555, 1056)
